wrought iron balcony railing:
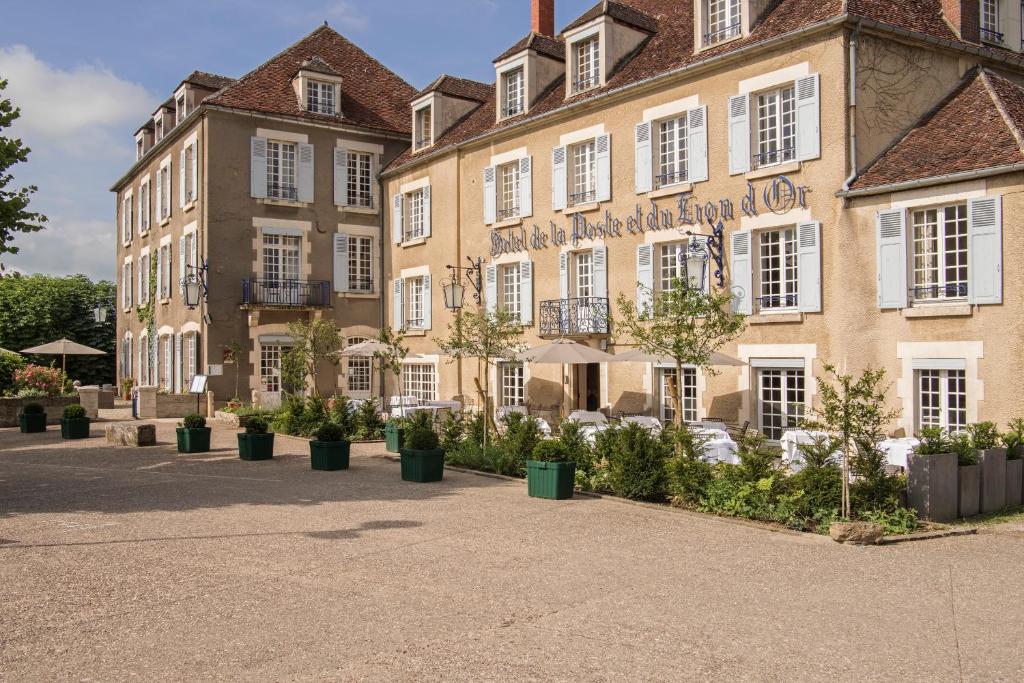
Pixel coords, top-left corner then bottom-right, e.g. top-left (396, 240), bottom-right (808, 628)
top-left (572, 77), bottom-right (598, 93)
top-left (415, 138), bottom-right (431, 149)
top-left (569, 189), bottom-right (597, 206)
top-left (910, 284), bottom-right (968, 301)
top-left (502, 104), bottom-right (524, 117)
top-left (980, 27), bottom-right (1004, 44)
top-left (756, 293), bottom-right (799, 311)
top-left (752, 147), bottom-right (796, 170)
top-left (267, 182), bottom-right (298, 201)
top-left (241, 278), bottom-right (331, 308)
top-left (656, 169), bottom-right (688, 188)
top-left (347, 276), bottom-right (374, 293)
top-left (496, 205), bottom-right (520, 221)
top-left (539, 297), bottom-right (610, 337)
top-left (704, 23), bottom-right (742, 46)
top-left (348, 192), bottom-right (373, 208)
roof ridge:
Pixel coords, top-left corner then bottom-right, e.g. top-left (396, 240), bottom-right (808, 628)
top-left (978, 68), bottom-right (1024, 155)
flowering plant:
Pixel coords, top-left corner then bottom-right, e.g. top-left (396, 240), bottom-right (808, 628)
top-left (14, 364), bottom-right (65, 396)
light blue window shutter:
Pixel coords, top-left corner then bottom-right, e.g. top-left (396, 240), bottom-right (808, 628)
top-left (559, 252), bottom-right (569, 300)
top-left (688, 106), bottom-right (709, 183)
top-left (297, 143), bottom-right (314, 203)
top-left (637, 244), bottom-right (654, 316)
top-left (876, 209), bottom-right (908, 309)
top-left (334, 148), bottom-right (348, 206)
top-left (178, 236), bottom-right (186, 296)
top-left (422, 185), bottom-right (432, 238)
top-left (369, 154), bottom-right (378, 211)
top-left (174, 333), bottom-right (183, 393)
top-left (333, 233), bottom-right (349, 292)
top-left (393, 279), bottom-right (404, 329)
top-left (519, 260), bottom-right (533, 325)
top-left (968, 196), bottom-right (1002, 305)
top-left (155, 169), bottom-right (163, 220)
top-left (593, 245), bottom-right (608, 300)
top-left (552, 146), bottom-right (567, 210)
top-left (250, 137), bottom-right (267, 199)
top-left (485, 264), bottom-right (498, 314)
top-left (730, 230), bottom-right (752, 314)
top-left (190, 233), bottom-right (198, 272)
top-left (190, 142), bottom-right (198, 203)
top-left (595, 134), bottom-right (612, 202)
top-left (519, 156), bottom-right (533, 218)
top-left (795, 73), bottom-right (821, 162)
top-left (483, 166), bottom-right (497, 225)
top-left (392, 195), bottom-right (403, 244)
top-left (422, 274), bottom-right (432, 329)
top-left (728, 95), bottom-right (751, 175)
top-left (796, 221), bottom-right (822, 313)
top-left (155, 251), bottom-right (163, 300)
top-left (635, 122), bottom-right (653, 194)
top-left (179, 149), bottom-right (186, 207)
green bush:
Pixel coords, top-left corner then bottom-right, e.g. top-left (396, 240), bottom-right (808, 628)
top-left (915, 427), bottom-right (950, 455)
top-left (604, 423), bottom-right (670, 501)
top-left (329, 395), bottom-right (356, 439)
top-left (559, 420), bottom-right (594, 474)
top-left (667, 454), bottom-right (714, 507)
top-left (950, 432), bottom-right (978, 466)
top-left (861, 507), bottom-right (919, 535)
top-left (732, 433), bottom-right (779, 484)
top-left (967, 421), bottom-right (1001, 451)
top-left (245, 416), bottom-right (269, 434)
top-left (272, 396), bottom-right (329, 437)
top-left (181, 414), bottom-right (206, 429)
top-left (0, 352), bottom-right (26, 396)
top-left (1004, 418), bottom-right (1024, 460)
top-left (63, 404), bottom-right (86, 420)
top-left (404, 411), bottom-right (439, 450)
top-left (786, 463), bottom-right (842, 522)
top-left (492, 412), bottom-right (542, 477)
top-left (314, 422), bottom-right (347, 443)
top-left (439, 411), bottom-right (464, 452)
top-left (21, 402), bottom-right (44, 415)
top-left (531, 440), bottom-right (569, 463)
top-left (353, 398), bottom-right (385, 440)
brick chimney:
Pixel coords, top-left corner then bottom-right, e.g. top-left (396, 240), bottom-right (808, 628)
top-left (940, 0), bottom-right (979, 42)
top-left (532, 0), bottom-right (555, 36)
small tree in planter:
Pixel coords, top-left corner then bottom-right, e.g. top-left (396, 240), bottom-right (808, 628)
top-left (120, 378), bottom-right (135, 400)
top-left (1003, 419), bottom-right (1024, 508)
top-left (176, 414), bottom-right (211, 454)
top-left (909, 428), bottom-right (958, 522)
top-left (310, 421), bottom-right (351, 471)
top-left (950, 431), bottom-right (980, 518)
top-left (399, 410), bottom-right (444, 482)
top-left (60, 404), bottom-right (89, 439)
top-left (237, 415), bottom-right (274, 461)
top-left (375, 327), bottom-right (410, 452)
top-left (968, 421), bottom-right (1006, 513)
top-left (222, 341), bottom-right (243, 406)
top-left (282, 318), bottom-right (342, 398)
top-left (527, 440), bottom-right (575, 500)
top-left (18, 402), bottom-right (46, 433)
top-left (354, 397), bottom-right (385, 441)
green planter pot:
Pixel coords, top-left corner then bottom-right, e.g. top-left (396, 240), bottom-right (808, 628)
top-left (527, 460), bottom-right (576, 500)
top-left (399, 448), bottom-right (445, 482)
top-left (176, 427), bottom-right (212, 454)
top-left (60, 418), bottom-right (90, 440)
top-left (310, 440), bottom-right (351, 471)
top-left (238, 432), bottom-right (275, 461)
top-left (384, 423), bottom-right (406, 453)
top-left (18, 413), bottom-right (47, 433)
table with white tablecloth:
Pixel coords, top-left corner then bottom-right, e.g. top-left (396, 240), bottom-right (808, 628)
top-left (694, 428), bottom-right (739, 464)
top-left (779, 430), bottom-right (834, 471)
top-left (878, 437), bottom-right (921, 469)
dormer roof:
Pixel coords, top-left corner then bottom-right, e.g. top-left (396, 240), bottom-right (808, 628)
top-left (561, 0), bottom-right (658, 35)
top-left (134, 120), bottom-right (155, 136)
top-left (177, 70), bottom-right (235, 93)
top-left (295, 55), bottom-right (342, 78)
top-left (494, 32), bottom-right (566, 63)
top-left (413, 75), bottom-right (493, 103)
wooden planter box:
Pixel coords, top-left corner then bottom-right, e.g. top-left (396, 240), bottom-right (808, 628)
top-left (958, 464), bottom-right (980, 518)
top-left (1006, 458), bottom-right (1023, 509)
top-left (176, 427), bottom-right (212, 454)
top-left (979, 448), bottom-right (1007, 514)
top-left (399, 448), bottom-right (444, 482)
top-left (61, 418), bottom-right (90, 440)
top-left (907, 452), bottom-right (958, 522)
top-left (526, 460), bottom-right (576, 500)
top-left (310, 440), bottom-right (351, 471)
top-left (238, 433), bottom-right (274, 461)
top-left (18, 413), bottom-right (47, 433)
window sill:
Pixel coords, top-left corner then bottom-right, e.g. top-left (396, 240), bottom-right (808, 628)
top-left (745, 161), bottom-right (801, 181)
top-left (493, 216), bottom-right (524, 229)
top-left (122, 241), bottom-right (132, 248)
top-left (564, 202), bottom-right (601, 215)
top-left (748, 311), bottom-right (804, 325)
top-left (184, 201), bottom-right (197, 213)
top-left (258, 198), bottom-right (310, 208)
top-left (400, 237), bottom-right (427, 248)
top-left (646, 182), bottom-right (693, 199)
top-left (159, 298), bottom-right (171, 305)
top-left (699, 34), bottom-right (743, 53)
top-left (159, 217), bottom-right (171, 227)
top-left (404, 329), bottom-right (428, 337)
top-left (903, 303), bottom-right (972, 318)
top-left (140, 229), bottom-right (150, 238)
top-left (338, 205), bottom-right (377, 215)
top-left (338, 291), bottom-right (379, 300)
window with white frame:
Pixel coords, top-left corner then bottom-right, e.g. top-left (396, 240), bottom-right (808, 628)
top-left (918, 369), bottom-right (967, 433)
top-left (758, 368), bottom-right (805, 441)
top-left (757, 228), bottom-right (798, 311)
top-left (754, 85), bottom-right (796, 169)
top-left (122, 262), bottom-right (133, 309)
top-left (574, 250), bottom-right (594, 299)
top-left (159, 243), bottom-right (172, 299)
top-left (406, 276), bottom-right (426, 329)
top-left (572, 36), bottom-right (600, 93)
top-left (499, 362), bottom-right (525, 407)
top-left (404, 189), bottom-right (425, 241)
top-left (139, 252), bottom-right (150, 304)
top-left (911, 204), bottom-right (968, 302)
top-left (414, 106), bottom-right (432, 150)
top-left (184, 232), bottom-right (197, 272)
top-left (657, 115), bottom-right (689, 188)
top-left (155, 117), bottom-right (165, 142)
top-left (159, 164), bottom-right (171, 220)
top-left (502, 68), bottom-right (525, 117)
top-left (185, 333), bottom-right (197, 389)
top-left (705, 0), bottom-right (742, 45)
top-left (570, 140), bottom-right (597, 206)
top-left (122, 193), bottom-right (133, 243)
top-left (267, 141), bottom-right (297, 200)
top-left (139, 181), bottom-right (151, 234)
top-left (161, 336), bottom-right (173, 391)
top-left (497, 162), bottom-right (521, 220)
top-left (140, 334), bottom-right (150, 386)
top-left (346, 337), bottom-right (372, 394)
top-left (402, 363), bottom-right (437, 402)
top-left (659, 367), bottom-right (698, 424)
top-left (262, 234), bottom-right (301, 283)
top-left (306, 80), bottom-right (336, 114)
top-left (122, 335), bottom-right (133, 381)
top-left (347, 152), bottom-right (373, 207)
top-left (184, 144), bottom-right (196, 203)
top-left (348, 235), bottom-right (373, 292)
top-left (176, 93), bottom-right (187, 124)
top-left (136, 138), bottom-right (145, 160)
top-left (658, 242), bottom-right (684, 292)
top-left (261, 345), bottom-right (282, 394)
top-left (980, 0), bottom-right (1002, 42)
top-left (500, 262), bottom-right (521, 319)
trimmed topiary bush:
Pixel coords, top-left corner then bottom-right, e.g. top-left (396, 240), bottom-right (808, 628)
top-left (182, 413), bottom-right (206, 429)
top-left (63, 404), bottom-right (86, 420)
top-left (404, 410), bottom-right (439, 451)
top-left (314, 421), bottom-right (347, 443)
top-left (245, 415), bottom-right (269, 435)
top-left (22, 402), bottom-right (45, 415)
top-left (531, 440), bottom-right (569, 463)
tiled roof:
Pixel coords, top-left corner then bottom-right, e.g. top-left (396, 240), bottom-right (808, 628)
top-left (850, 68), bottom-right (1024, 191)
top-left (205, 25), bottom-right (416, 135)
top-left (414, 74), bottom-right (493, 103)
top-left (134, 120), bottom-right (154, 135)
top-left (562, 0), bottom-right (658, 35)
top-left (494, 32), bottom-right (566, 63)
top-left (181, 70), bottom-right (235, 92)
top-left (296, 55), bottom-right (342, 78)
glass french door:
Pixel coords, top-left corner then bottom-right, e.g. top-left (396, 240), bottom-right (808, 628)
top-left (262, 234), bottom-right (302, 305)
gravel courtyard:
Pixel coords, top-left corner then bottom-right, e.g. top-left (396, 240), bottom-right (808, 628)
top-left (2, 421), bottom-right (1023, 681)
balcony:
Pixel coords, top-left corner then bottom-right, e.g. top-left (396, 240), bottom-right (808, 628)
top-left (496, 205), bottom-right (520, 221)
top-left (539, 297), bottom-right (610, 337)
top-left (980, 27), bottom-right (1004, 44)
top-left (568, 189), bottom-right (596, 207)
top-left (704, 23), bottom-right (741, 46)
top-left (752, 147), bottom-right (796, 170)
top-left (655, 169), bottom-right (688, 189)
top-left (267, 182), bottom-right (298, 201)
top-left (756, 293), bottom-right (799, 311)
top-left (910, 283), bottom-right (968, 302)
top-left (241, 278), bottom-right (331, 309)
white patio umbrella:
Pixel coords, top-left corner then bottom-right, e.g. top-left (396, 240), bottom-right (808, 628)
top-left (20, 338), bottom-right (106, 374)
top-left (339, 339), bottom-right (393, 357)
top-left (517, 339), bottom-right (615, 417)
top-left (611, 348), bottom-right (745, 367)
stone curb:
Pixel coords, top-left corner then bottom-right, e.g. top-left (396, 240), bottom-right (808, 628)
top-left (878, 527), bottom-right (978, 544)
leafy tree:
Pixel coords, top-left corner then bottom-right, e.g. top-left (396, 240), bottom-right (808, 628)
top-left (0, 79), bottom-right (47, 270)
top-left (435, 307), bottom-right (526, 451)
top-left (374, 326), bottom-right (409, 417)
top-left (282, 318), bottom-right (341, 397)
top-left (615, 279), bottom-right (745, 443)
top-left (222, 340), bottom-right (243, 401)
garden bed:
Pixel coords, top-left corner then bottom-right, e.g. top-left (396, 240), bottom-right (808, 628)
top-left (0, 396), bottom-right (79, 427)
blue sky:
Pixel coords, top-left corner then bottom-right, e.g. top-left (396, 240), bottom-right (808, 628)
top-left (0, 0), bottom-right (595, 281)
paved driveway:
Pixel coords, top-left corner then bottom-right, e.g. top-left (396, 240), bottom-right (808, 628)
top-left (1, 421), bottom-right (1023, 681)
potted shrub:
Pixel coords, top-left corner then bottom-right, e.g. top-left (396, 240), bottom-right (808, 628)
top-left (176, 414), bottom-right (212, 454)
top-left (120, 378), bottom-right (135, 400)
top-left (60, 404), bottom-right (90, 440)
top-left (18, 402), bottom-right (47, 433)
top-left (968, 421), bottom-right (1006, 513)
top-left (1002, 419), bottom-right (1024, 508)
top-left (237, 415), bottom-right (274, 461)
top-left (384, 417), bottom-right (408, 453)
top-left (310, 421), bottom-right (351, 471)
top-left (906, 427), bottom-right (958, 522)
top-left (399, 411), bottom-right (444, 482)
top-left (951, 432), bottom-right (980, 518)
top-left (527, 440), bottom-right (576, 500)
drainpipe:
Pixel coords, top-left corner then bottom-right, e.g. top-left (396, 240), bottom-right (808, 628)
top-left (842, 20), bottom-right (863, 192)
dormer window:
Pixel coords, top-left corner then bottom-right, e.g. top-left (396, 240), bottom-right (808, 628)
top-left (155, 118), bottom-right (165, 142)
top-left (415, 105), bottom-right (433, 150)
top-left (572, 37), bottom-right (600, 93)
top-left (176, 94), bottom-right (187, 124)
top-left (306, 80), bottom-right (336, 114)
top-left (705, 0), bottom-right (742, 45)
top-left (136, 138), bottom-right (144, 160)
top-left (502, 68), bottom-right (525, 118)
top-left (980, 0), bottom-right (1003, 43)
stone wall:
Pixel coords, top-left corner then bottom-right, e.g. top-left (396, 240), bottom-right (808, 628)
top-left (0, 396), bottom-right (80, 427)
top-left (135, 387), bottom-right (210, 419)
